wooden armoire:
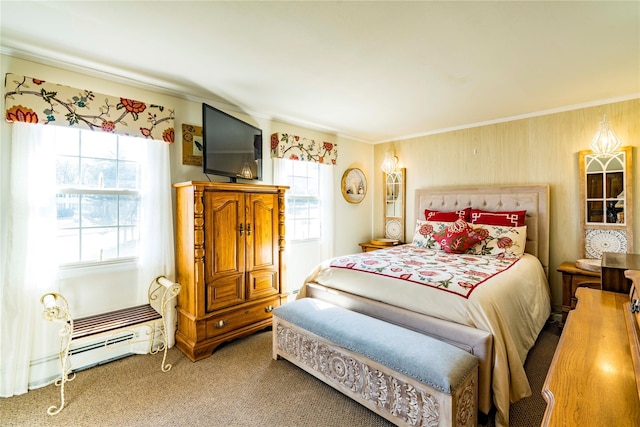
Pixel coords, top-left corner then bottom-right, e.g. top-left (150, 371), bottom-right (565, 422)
top-left (173, 181), bottom-right (288, 361)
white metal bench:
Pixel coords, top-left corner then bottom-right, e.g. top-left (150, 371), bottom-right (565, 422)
top-left (40, 276), bottom-right (180, 415)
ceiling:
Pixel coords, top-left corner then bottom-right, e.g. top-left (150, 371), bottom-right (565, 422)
top-left (1, 1), bottom-right (639, 143)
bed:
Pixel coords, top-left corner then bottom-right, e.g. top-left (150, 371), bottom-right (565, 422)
top-left (298, 185), bottom-right (551, 427)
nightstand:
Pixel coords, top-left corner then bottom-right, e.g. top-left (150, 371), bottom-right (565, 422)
top-left (358, 241), bottom-right (401, 252)
top-left (601, 252), bottom-right (640, 294)
top-left (557, 262), bottom-right (601, 328)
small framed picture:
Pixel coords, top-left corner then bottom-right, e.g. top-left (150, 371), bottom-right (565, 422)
top-left (341, 168), bottom-right (367, 204)
top-left (182, 123), bottom-right (203, 166)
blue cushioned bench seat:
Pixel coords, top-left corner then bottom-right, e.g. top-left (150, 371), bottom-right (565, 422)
top-left (273, 297), bottom-right (479, 427)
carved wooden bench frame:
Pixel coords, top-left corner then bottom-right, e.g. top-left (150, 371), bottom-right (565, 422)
top-left (272, 313), bottom-right (478, 427)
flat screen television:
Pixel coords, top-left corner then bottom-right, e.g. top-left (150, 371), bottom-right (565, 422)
top-left (202, 103), bottom-right (262, 182)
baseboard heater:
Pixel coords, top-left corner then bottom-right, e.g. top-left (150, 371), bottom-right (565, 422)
top-left (68, 329), bottom-right (148, 373)
top-left (70, 333), bottom-right (136, 357)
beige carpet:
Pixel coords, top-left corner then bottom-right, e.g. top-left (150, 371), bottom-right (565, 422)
top-left (0, 323), bottom-right (559, 427)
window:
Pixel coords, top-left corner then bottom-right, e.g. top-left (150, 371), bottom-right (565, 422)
top-left (282, 159), bottom-right (321, 241)
top-left (54, 127), bottom-right (144, 265)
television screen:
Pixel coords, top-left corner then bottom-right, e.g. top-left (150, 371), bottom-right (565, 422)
top-left (202, 103), bottom-right (262, 182)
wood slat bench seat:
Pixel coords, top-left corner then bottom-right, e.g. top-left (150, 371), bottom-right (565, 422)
top-left (72, 304), bottom-right (161, 339)
top-left (273, 298), bottom-right (479, 427)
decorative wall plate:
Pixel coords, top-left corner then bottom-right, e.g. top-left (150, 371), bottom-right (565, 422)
top-left (585, 229), bottom-right (627, 259)
top-left (385, 219), bottom-right (403, 240)
top-left (341, 168), bottom-right (367, 204)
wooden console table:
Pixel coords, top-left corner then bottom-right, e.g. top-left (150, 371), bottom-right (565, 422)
top-left (601, 252), bottom-right (640, 294)
top-left (542, 287), bottom-right (640, 426)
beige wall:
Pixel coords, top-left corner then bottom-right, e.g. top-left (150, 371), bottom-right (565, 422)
top-left (1, 54), bottom-right (374, 310)
top-left (374, 99), bottom-right (640, 310)
top-left (269, 121), bottom-right (373, 257)
top-left (4, 54), bottom-right (639, 312)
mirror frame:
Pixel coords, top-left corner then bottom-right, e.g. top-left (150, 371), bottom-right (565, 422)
top-left (341, 168), bottom-right (367, 204)
top-left (579, 146), bottom-right (633, 258)
top-left (383, 168), bottom-right (406, 242)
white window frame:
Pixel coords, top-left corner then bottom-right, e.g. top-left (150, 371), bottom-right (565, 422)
top-left (282, 159), bottom-right (322, 243)
top-left (55, 129), bottom-right (144, 268)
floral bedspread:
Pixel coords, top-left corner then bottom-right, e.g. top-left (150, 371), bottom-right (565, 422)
top-left (329, 244), bottom-right (519, 298)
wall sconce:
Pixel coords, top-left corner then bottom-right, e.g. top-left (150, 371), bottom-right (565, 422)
top-left (381, 151), bottom-right (398, 174)
top-left (590, 115), bottom-right (621, 155)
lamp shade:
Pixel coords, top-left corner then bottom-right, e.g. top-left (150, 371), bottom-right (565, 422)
top-left (381, 151), bottom-right (398, 174)
top-left (239, 162), bottom-right (253, 179)
top-left (590, 116), bottom-right (621, 155)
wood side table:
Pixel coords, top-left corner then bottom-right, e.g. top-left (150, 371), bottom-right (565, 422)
top-left (557, 262), bottom-right (601, 328)
top-left (358, 241), bottom-right (402, 252)
top-left (601, 252), bottom-right (640, 294)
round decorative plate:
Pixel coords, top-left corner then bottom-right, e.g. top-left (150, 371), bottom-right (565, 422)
top-left (385, 219), bottom-right (403, 240)
top-left (585, 229), bottom-right (627, 259)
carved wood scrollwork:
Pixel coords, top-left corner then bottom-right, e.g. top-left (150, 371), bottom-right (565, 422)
top-left (276, 323), bottom-right (476, 427)
top-left (277, 323), bottom-right (473, 427)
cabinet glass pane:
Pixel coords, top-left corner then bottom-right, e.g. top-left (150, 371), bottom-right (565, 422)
top-left (587, 174), bottom-right (603, 198)
top-left (605, 200), bottom-right (625, 224)
top-left (606, 172), bottom-right (624, 198)
top-left (605, 156), bottom-right (624, 172)
top-left (587, 201), bottom-right (604, 223)
top-left (586, 156), bottom-right (603, 172)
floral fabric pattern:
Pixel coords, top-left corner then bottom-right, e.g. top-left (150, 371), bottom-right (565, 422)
top-left (329, 245), bottom-right (519, 298)
top-left (411, 219), bottom-right (450, 249)
top-left (468, 224), bottom-right (527, 258)
top-left (434, 219), bottom-right (486, 254)
top-left (271, 132), bottom-right (337, 165)
top-left (4, 74), bottom-right (175, 143)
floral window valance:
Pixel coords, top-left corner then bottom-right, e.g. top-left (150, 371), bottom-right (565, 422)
top-left (4, 73), bottom-right (175, 143)
top-left (270, 132), bottom-right (337, 166)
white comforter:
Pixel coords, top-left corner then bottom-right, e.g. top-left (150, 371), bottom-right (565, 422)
top-left (300, 247), bottom-right (551, 427)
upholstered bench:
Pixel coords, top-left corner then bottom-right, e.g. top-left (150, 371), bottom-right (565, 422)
top-left (272, 298), bottom-right (479, 427)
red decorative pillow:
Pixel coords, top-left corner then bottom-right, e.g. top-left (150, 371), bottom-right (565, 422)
top-left (469, 209), bottom-right (526, 227)
top-left (434, 219), bottom-right (486, 254)
top-left (424, 207), bottom-right (470, 222)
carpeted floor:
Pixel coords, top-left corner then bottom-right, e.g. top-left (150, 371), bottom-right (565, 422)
top-left (0, 321), bottom-right (559, 427)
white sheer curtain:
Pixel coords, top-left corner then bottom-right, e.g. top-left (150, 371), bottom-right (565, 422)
top-left (273, 158), bottom-right (334, 295)
top-left (318, 163), bottom-right (335, 260)
top-left (0, 126), bottom-right (176, 397)
top-left (1, 122), bottom-right (59, 397)
top-left (135, 136), bottom-right (176, 346)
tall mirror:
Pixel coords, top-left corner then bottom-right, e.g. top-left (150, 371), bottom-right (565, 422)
top-left (384, 168), bottom-right (406, 242)
top-left (579, 146), bottom-right (633, 259)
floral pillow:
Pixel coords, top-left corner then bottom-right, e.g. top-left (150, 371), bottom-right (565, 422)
top-left (433, 219), bottom-right (487, 254)
top-left (411, 220), bottom-right (451, 249)
top-left (468, 224), bottom-right (528, 257)
top-left (424, 208), bottom-right (470, 222)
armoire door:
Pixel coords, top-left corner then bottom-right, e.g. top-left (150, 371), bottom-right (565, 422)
top-left (245, 193), bottom-right (280, 300)
top-left (204, 191), bottom-right (245, 311)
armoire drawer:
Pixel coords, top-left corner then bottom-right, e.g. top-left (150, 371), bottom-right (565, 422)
top-left (206, 297), bottom-right (280, 338)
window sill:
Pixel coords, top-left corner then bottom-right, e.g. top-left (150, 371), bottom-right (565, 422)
top-left (58, 258), bottom-right (138, 279)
